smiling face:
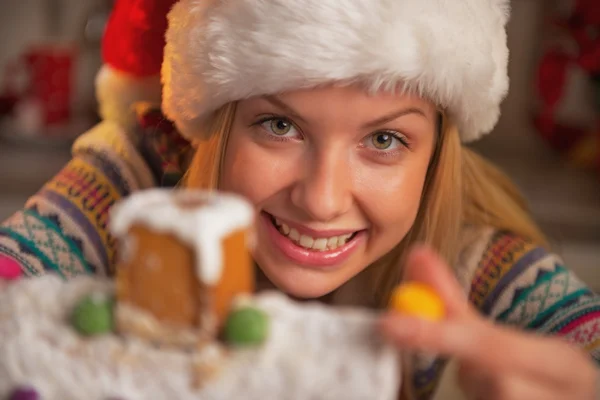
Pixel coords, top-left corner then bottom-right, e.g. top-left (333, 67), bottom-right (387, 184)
top-left (220, 85), bottom-right (438, 298)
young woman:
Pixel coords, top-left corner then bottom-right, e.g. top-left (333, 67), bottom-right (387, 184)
top-left (1, 0), bottom-right (598, 398)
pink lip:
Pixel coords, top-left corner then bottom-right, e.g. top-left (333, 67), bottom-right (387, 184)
top-left (260, 212), bottom-right (366, 269)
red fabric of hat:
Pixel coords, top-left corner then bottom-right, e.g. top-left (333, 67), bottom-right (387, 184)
top-left (102, 0), bottom-right (178, 77)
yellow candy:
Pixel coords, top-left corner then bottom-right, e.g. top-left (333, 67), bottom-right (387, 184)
top-left (390, 282), bottom-right (445, 321)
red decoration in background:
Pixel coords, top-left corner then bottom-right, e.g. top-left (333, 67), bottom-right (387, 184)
top-left (534, 0), bottom-right (600, 177)
top-left (0, 44), bottom-right (77, 128)
top-left (24, 45), bottom-right (75, 125)
top-left (102, 0), bottom-right (179, 77)
top-left (535, 50), bottom-right (570, 137)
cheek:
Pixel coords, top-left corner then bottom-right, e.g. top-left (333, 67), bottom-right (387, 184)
top-left (220, 131), bottom-right (289, 206)
top-left (357, 156), bottom-right (430, 238)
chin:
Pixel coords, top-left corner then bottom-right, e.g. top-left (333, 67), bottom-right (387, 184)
top-left (275, 278), bottom-right (335, 299)
top-left (255, 254), bottom-right (344, 299)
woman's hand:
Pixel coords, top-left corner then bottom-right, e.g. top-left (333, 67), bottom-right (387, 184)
top-left (379, 246), bottom-right (599, 400)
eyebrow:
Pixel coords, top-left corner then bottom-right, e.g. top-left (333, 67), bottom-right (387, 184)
top-left (263, 95), bottom-right (428, 128)
top-left (361, 107), bottom-right (428, 129)
top-left (263, 95), bottom-right (308, 124)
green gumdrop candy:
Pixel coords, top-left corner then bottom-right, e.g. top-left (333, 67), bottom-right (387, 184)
top-left (224, 307), bottom-right (269, 346)
top-left (71, 293), bottom-right (114, 336)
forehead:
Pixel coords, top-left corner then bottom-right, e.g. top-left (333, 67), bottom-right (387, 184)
top-left (240, 85), bottom-right (437, 125)
top-left (261, 84), bottom-right (436, 116)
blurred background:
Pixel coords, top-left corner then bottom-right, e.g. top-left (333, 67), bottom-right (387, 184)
top-left (0, 0), bottom-right (598, 288)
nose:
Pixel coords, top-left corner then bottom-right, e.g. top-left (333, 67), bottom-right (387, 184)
top-left (290, 147), bottom-right (353, 222)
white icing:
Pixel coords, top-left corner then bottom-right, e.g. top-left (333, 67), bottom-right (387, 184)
top-left (119, 236), bottom-right (138, 264)
top-left (110, 189), bottom-right (254, 285)
top-left (0, 275), bottom-right (401, 400)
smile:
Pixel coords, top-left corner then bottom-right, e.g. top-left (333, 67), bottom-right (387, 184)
top-left (271, 216), bottom-right (357, 252)
top-left (261, 212), bottom-right (366, 268)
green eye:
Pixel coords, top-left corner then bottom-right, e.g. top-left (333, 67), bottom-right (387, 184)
top-left (270, 119), bottom-right (292, 136)
top-left (371, 133), bottom-right (393, 149)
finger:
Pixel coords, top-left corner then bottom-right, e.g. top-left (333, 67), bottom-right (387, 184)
top-left (402, 245), bottom-right (472, 318)
top-left (380, 313), bottom-right (480, 359)
top-left (379, 313), bottom-right (593, 386)
top-left (457, 361), bottom-right (488, 399)
top-left (458, 364), bottom-right (566, 400)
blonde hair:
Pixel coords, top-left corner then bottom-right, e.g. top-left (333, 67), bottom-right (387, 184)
top-left (184, 103), bottom-right (547, 400)
top-left (185, 104), bottom-right (546, 299)
top-left (365, 115), bottom-right (547, 309)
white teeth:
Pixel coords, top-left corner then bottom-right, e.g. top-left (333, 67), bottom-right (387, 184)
top-left (338, 234), bottom-right (351, 247)
top-left (289, 228), bottom-right (300, 241)
top-left (327, 237), bottom-right (338, 250)
top-left (299, 235), bottom-right (314, 249)
top-left (313, 238), bottom-right (328, 251)
top-left (272, 217), bottom-right (356, 251)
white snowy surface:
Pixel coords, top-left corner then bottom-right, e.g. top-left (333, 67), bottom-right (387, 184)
top-left (0, 275), bottom-right (400, 400)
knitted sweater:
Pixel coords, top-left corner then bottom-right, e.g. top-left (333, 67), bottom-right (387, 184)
top-left (1, 108), bottom-right (599, 399)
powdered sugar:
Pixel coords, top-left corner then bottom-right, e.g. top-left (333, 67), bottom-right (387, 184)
top-left (0, 275), bottom-right (401, 400)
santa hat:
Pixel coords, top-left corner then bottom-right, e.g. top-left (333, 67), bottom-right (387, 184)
top-left (98, 0), bottom-right (511, 142)
top-left (161, 0), bottom-right (511, 143)
top-left (95, 0), bottom-right (178, 130)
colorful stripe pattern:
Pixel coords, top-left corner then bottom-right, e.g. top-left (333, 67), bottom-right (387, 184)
top-left (472, 233), bottom-right (599, 354)
top-left (0, 208), bottom-right (91, 278)
top-left (136, 105), bottom-right (194, 187)
top-left (0, 120), bottom-right (156, 278)
top-left (413, 231), bottom-right (600, 399)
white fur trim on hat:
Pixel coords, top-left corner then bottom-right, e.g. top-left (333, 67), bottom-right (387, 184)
top-left (95, 65), bottom-right (162, 132)
top-left (162, 0), bottom-right (510, 143)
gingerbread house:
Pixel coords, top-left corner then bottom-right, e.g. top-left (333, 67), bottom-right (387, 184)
top-left (109, 189), bottom-right (255, 347)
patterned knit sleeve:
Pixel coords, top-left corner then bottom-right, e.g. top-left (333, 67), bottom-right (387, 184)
top-left (0, 120), bottom-right (156, 279)
top-left (468, 231), bottom-right (600, 363)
